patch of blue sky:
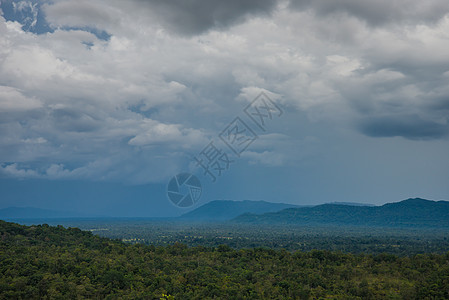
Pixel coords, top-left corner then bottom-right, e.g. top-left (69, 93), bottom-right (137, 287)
top-left (1, 1), bottom-right (111, 40)
top-left (1, 0), bottom-right (52, 34)
top-left (60, 25), bottom-right (111, 41)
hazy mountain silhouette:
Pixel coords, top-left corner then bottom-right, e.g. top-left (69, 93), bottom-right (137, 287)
top-left (232, 198), bottom-right (449, 228)
top-left (0, 207), bottom-right (92, 219)
top-left (327, 202), bottom-right (375, 206)
top-left (179, 200), bottom-right (300, 221)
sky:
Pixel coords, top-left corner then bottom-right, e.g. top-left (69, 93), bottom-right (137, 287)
top-left (0, 0), bottom-right (448, 217)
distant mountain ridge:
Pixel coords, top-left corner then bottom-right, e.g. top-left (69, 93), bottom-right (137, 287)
top-left (327, 202), bottom-right (375, 206)
top-left (179, 200), bottom-right (300, 221)
top-left (0, 207), bottom-right (93, 219)
top-left (232, 198), bottom-right (449, 228)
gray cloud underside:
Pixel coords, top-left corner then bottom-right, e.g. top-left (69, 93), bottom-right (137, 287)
top-left (360, 115), bottom-right (449, 140)
top-left (289, 0), bottom-right (449, 26)
top-left (138, 0), bottom-right (277, 35)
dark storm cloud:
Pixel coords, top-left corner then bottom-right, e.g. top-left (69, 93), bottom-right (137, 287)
top-left (289, 0), bottom-right (449, 26)
top-left (51, 108), bottom-right (102, 133)
top-left (427, 97), bottom-right (449, 111)
top-left (359, 115), bottom-right (449, 140)
top-left (140, 0), bottom-right (278, 35)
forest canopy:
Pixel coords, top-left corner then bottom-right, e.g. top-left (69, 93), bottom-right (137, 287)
top-left (1, 220), bottom-right (449, 299)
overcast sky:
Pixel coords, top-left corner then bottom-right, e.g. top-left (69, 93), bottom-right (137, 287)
top-left (1, 0), bottom-right (448, 217)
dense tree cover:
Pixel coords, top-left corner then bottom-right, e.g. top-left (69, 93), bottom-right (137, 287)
top-left (1, 220), bottom-right (449, 299)
top-left (38, 219), bottom-right (449, 256)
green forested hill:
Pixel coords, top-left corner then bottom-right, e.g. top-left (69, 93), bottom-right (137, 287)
top-left (1, 220), bottom-right (449, 299)
top-left (233, 198), bottom-right (449, 227)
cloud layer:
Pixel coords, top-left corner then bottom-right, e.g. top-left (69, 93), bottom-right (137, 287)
top-left (0, 0), bottom-right (448, 186)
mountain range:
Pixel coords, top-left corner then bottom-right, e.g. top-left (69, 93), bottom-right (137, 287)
top-left (179, 200), bottom-right (300, 221)
top-left (232, 198), bottom-right (449, 228)
top-left (1, 198), bottom-right (448, 228)
top-left (0, 207), bottom-right (94, 219)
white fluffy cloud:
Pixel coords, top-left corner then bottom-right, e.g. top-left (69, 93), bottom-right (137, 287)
top-left (0, 86), bottom-right (42, 111)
